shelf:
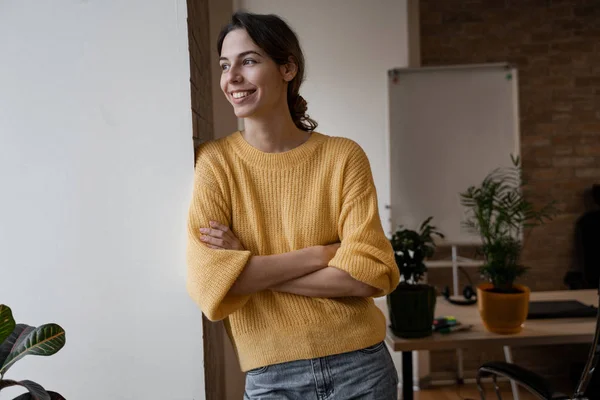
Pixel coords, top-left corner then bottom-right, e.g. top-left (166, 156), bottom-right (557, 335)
top-left (425, 260), bottom-right (485, 268)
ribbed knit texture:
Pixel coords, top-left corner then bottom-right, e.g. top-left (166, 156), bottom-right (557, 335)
top-left (186, 131), bottom-right (400, 372)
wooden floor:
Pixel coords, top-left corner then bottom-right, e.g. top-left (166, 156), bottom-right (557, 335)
top-left (412, 382), bottom-right (542, 399)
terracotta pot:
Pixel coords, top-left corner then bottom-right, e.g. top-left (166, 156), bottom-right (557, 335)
top-left (477, 283), bottom-right (530, 334)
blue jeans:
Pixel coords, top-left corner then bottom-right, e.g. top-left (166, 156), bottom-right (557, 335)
top-left (244, 341), bottom-right (399, 399)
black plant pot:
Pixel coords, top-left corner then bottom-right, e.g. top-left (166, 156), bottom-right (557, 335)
top-left (387, 283), bottom-right (437, 338)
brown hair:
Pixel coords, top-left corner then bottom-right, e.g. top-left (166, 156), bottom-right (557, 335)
top-left (217, 11), bottom-right (318, 132)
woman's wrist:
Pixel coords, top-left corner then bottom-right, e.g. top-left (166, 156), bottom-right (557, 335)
top-left (297, 245), bottom-right (328, 270)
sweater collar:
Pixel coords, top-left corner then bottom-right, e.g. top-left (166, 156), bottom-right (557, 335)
top-left (227, 130), bottom-right (326, 170)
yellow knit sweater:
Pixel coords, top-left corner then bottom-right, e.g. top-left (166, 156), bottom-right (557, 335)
top-left (186, 131), bottom-right (400, 372)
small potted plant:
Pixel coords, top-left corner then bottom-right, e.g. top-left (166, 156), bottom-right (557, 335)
top-left (0, 304), bottom-right (66, 399)
top-left (459, 155), bottom-right (558, 334)
top-left (387, 216), bottom-right (444, 338)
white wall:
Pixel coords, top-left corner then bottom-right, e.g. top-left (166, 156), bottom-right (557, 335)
top-left (0, 2), bottom-right (204, 399)
top-left (237, 0), bottom-right (410, 232)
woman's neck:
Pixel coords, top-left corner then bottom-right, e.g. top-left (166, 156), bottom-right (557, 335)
top-left (242, 112), bottom-right (310, 154)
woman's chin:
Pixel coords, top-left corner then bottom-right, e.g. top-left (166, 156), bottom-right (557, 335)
top-left (234, 110), bottom-right (250, 118)
top-left (233, 107), bottom-right (257, 119)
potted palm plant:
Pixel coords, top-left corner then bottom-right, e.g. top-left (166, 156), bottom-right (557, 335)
top-left (459, 155), bottom-right (558, 334)
top-left (387, 217), bottom-right (444, 338)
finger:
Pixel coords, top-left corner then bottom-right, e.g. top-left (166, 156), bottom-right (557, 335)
top-left (209, 221), bottom-right (238, 246)
top-left (200, 227), bottom-right (225, 238)
top-left (204, 224), bottom-right (234, 246)
top-left (209, 220), bottom-right (229, 233)
top-left (200, 235), bottom-right (225, 247)
top-left (200, 239), bottom-right (223, 250)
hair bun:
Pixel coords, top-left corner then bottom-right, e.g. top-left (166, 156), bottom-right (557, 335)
top-left (293, 95), bottom-right (308, 116)
top-left (291, 94), bottom-right (317, 131)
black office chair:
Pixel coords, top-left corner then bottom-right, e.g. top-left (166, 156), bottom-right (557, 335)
top-left (475, 287), bottom-right (600, 399)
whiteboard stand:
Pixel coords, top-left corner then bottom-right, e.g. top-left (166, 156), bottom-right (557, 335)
top-left (452, 246), bottom-right (460, 297)
top-left (426, 244), bottom-right (484, 386)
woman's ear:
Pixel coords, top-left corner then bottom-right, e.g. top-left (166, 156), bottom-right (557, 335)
top-left (280, 57), bottom-right (298, 82)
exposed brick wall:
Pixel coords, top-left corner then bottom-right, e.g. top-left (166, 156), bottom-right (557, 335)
top-left (420, 0), bottom-right (600, 384)
top-left (420, 0), bottom-right (600, 291)
top-left (188, 0), bottom-right (214, 150)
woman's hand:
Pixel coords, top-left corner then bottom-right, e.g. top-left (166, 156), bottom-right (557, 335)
top-left (199, 220), bottom-right (245, 251)
top-left (318, 242), bottom-right (341, 267)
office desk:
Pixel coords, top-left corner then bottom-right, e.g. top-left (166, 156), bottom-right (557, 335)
top-left (375, 289), bottom-right (598, 400)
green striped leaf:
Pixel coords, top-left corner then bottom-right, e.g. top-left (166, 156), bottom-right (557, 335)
top-left (0, 305), bottom-right (16, 346)
top-left (0, 324), bottom-right (65, 376)
top-left (0, 324), bottom-right (35, 373)
top-left (0, 379), bottom-right (50, 400)
top-left (13, 390), bottom-right (65, 400)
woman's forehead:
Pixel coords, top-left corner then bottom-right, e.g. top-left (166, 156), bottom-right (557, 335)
top-left (221, 29), bottom-right (262, 58)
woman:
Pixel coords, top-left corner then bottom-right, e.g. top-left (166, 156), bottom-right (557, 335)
top-left (186, 11), bottom-right (400, 399)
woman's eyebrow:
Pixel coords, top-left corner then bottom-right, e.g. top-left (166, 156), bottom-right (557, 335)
top-left (219, 50), bottom-right (263, 62)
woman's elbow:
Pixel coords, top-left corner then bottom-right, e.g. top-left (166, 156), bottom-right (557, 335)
top-left (228, 281), bottom-right (250, 297)
top-left (353, 282), bottom-right (380, 297)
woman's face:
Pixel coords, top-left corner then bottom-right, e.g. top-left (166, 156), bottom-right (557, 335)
top-left (219, 28), bottom-right (294, 119)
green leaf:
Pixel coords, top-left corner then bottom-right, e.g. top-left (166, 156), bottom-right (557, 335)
top-left (0, 324), bottom-right (65, 376)
top-left (0, 379), bottom-right (50, 400)
top-left (0, 305), bottom-right (16, 347)
top-left (13, 391), bottom-right (65, 400)
top-left (0, 324), bottom-right (35, 373)
top-left (458, 155), bottom-right (558, 289)
top-left (390, 217), bottom-right (443, 284)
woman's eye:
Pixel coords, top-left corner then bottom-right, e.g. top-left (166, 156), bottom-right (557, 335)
top-left (243, 59), bottom-right (256, 65)
top-left (220, 64), bottom-right (230, 71)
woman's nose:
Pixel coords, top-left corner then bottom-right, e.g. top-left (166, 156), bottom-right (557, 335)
top-left (227, 67), bottom-right (243, 84)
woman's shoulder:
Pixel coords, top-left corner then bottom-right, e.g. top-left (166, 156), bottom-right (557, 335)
top-left (316, 132), bottom-right (368, 161)
top-left (194, 132), bottom-right (237, 164)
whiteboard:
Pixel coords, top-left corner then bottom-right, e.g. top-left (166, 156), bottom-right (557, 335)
top-left (387, 63), bottom-right (520, 244)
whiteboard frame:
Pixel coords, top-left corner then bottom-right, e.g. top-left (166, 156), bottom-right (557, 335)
top-left (387, 62), bottom-right (521, 247)
top-left (388, 62), bottom-right (515, 75)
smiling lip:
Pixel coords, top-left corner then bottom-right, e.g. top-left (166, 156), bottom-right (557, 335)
top-left (230, 90), bottom-right (256, 105)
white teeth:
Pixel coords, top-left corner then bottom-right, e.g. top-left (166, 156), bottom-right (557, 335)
top-left (232, 91), bottom-right (252, 99)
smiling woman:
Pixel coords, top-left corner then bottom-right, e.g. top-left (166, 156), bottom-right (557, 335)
top-left (185, 11), bottom-right (400, 400)
top-left (217, 12), bottom-right (317, 134)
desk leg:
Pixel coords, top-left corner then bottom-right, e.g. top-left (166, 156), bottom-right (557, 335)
top-left (503, 345), bottom-right (520, 400)
top-left (402, 351), bottom-right (413, 400)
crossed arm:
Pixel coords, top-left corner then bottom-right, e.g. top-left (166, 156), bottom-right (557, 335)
top-left (199, 221), bottom-right (378, 298)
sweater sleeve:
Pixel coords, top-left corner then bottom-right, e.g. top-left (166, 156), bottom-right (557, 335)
top-left (186, 147), bottom-right (252, 321)
top-left (327, 143), bottom-right (400, 297)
